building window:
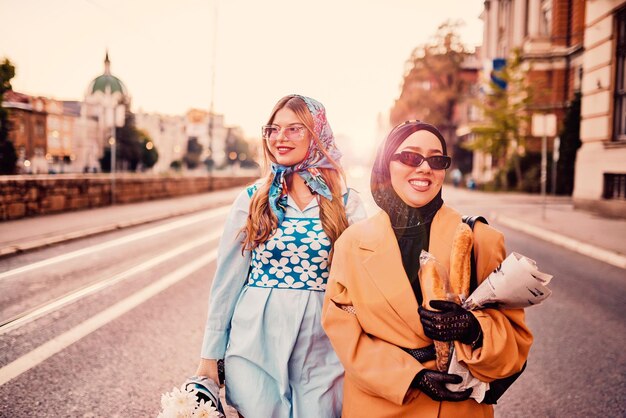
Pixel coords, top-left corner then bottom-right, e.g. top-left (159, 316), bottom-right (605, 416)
top-left (603, 173), bottom-right (626, 200)
top-left (614, 7), bottom-right (626, 141)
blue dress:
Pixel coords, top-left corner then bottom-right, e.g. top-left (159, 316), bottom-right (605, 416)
top-left (201, 184), bottom-right (366, 418)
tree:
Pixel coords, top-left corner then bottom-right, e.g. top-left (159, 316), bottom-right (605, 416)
top-left (115, 113), bottom-right (142, 171)
top-left (223, 127), bottom-right (254, 169)
top-left (390, 21), bottom-right (470, 140)
top-left (137, 129), bottom-right (158, 170)
top-left (183, 137), bottom-right (203, 169)
top-left (556, 92), bottom-right (581, 195)
top-left (0, 58), bottom-right (17, 175)
top-left (467, 49), bottom-right (532, 190)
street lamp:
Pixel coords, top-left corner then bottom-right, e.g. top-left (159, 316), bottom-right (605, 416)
top-left (107, 103), bottom-right (125, 205)
top-left (208, 0), bottom-right (219, 181)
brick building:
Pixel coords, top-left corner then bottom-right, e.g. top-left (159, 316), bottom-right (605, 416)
top-left (573, 0), bottom-right (626, 217)
top-left (2, 91), bottom-right (48, 173)
top-left (477, 0), bottom-right (586, 180)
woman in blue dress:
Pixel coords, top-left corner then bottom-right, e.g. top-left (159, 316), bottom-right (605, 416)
top-left (194, 94), bottom-right (366, 418)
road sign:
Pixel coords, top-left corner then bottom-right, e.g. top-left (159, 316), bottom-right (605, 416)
top-left (532, 113), bottom-right (557, 137)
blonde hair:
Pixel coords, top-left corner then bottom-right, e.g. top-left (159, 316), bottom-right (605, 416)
top-left (241, 96), bottom-right (349, 262)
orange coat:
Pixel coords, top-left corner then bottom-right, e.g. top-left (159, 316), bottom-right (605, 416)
top-left (321, 205), bottom-right (533, 418)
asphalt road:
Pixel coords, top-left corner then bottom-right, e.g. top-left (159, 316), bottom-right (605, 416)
top-left (0, 185), bottom-right (624, 417)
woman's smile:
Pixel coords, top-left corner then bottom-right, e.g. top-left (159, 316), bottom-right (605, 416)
top-left (408, 177), bottom-right (432, 192)
top-left (275, 145), bottom-right (295, 155)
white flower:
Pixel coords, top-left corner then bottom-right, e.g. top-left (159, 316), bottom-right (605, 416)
top-left (266, 228), bottom-right (296, 250)
top-left (293, 260), bottom-right (319, 282)
top-left (312, 220), bottom-right (324, 231)
top-left (301, 230), bottom-right (330, 250)
top-left (257, 274), bottom-right (279, 287)
top-left (311, 249), bottom-right (329, 270)
top-left (193, 400), bottom-right (220, 418)
top-left (278, 275), bottom-right (305, 288)
top-left (306, 277), bottom-right (327, 291)
top-left (254, 246), bottom-right (273, 264)
top-left (160, 387), bottom-right (197, 418)
top-left (283, 219), bottom-right (309, 234)
top-left (283, 243), bottom-right (310, 264)
top-left (159, 387), bottom-right (224, 418)
top-left (268, 258), bottom-right (292, 278)
top-left (250, 260), bottom-right (264, 279)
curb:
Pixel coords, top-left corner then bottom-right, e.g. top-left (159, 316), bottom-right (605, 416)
top-left (0, 200), bottom-right (229, 259)
top-left (495, 214), bottom-right (626, 270)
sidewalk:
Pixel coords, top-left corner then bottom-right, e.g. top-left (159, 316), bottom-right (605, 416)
top-left (1, 185), bottom-right (625, 269)
top-left (441, 187), bottom-right (626, 269)
top-left (0, 187), bottom-right (242, 257)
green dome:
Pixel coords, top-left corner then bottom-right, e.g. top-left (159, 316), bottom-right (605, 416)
top-left (88, 51), bottom-right (128, 96)
top-left (89, 74), bottom-right (127, 95)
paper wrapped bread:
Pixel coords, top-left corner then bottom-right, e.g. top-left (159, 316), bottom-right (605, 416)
top-left (419, 222), bottom-right (474, 371)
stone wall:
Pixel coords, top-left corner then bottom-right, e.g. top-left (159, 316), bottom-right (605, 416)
top-left (0, 174), bottom-right (258, 221)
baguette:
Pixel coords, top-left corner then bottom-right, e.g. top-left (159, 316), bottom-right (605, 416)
top-left (419, 222), bottom-right (475, 372)
top-left (419, 257), bottom-right (451, 371)
top-left (449, 222), bottom-right (474, 299)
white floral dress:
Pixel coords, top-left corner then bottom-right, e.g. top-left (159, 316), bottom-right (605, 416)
top-left (201, 184), bottom-right (366, 418)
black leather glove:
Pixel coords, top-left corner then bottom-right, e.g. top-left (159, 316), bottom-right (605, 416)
top-left (411, 369), bottom-right (472, 402)
top-left (419, 300), bottom-right (482, 346)
top-left (402, 344), bottom-right (436, 363)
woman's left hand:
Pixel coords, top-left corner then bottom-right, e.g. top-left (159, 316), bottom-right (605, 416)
top-left (419, 300), bottom-right (482, 346)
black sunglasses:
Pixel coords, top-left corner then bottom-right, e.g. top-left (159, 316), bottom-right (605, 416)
top-left (391, 151), bottom-right (451, 170)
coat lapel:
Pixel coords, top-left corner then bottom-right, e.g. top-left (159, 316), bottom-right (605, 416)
top-left (356, 207), bottom-right (463, 335)
top-left (359, 211), bottom-right (422, 334)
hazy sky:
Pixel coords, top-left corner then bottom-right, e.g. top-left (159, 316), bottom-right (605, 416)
top-left (0, 0), bottom-right (484, 157)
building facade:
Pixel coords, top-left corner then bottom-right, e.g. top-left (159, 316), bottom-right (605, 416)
top-left (477, 0), bottom-right (586, 183)
top-left (3, 51), bottom-right (247, 175)
top-left (134, 111), bottom-right (187, 173)
top-left (573, 0), bottom-right (626, 217)
top-left (83, 51), bottom-right (131, 170)
top-left (2, 91), bottom-right (48, 173)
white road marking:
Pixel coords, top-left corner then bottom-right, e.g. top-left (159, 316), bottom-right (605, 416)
top-left (0, 205), bottom-right (230, 280)
top-left (496, 214), bottom-right (626, 269)
top-left (0, 248), bottom-right (218, 386)
top-left (0, 230), bottom-right (223, 335)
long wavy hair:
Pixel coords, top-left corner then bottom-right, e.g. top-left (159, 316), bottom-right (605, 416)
top-left (241, 96), bottom-right (349, 258)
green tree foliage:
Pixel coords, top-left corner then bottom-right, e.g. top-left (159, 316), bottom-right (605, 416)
top-left (390, 21), bottom-right (470, 138)
top-left (556, 92), bottom-right (581, 195)
top-left (170, 159), bottom-right (183, 171)
top-left (0, 58), bottom-right (17, 174)
top-left (183, 137), bottom-right (203, 169)
top-left (223, 127), bottom-right (256, 169)
top-left (137, 129), bottom-right (158, 170)
top-left (99, 114), bottom-right (158, 171)
top-left (468, 49), bottom-right (532, 190)
top-left (115, 113), bottom-right (142, 171)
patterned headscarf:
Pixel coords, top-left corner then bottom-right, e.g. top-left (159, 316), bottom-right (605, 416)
top-left (268, 95), bottom-right (342, 224)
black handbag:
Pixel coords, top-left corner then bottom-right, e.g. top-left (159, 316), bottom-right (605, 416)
top-left (462, 215), bottom-right (527, 405)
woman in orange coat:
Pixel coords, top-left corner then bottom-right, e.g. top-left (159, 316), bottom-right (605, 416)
top-left (321, 121), bottom-right (533, 417)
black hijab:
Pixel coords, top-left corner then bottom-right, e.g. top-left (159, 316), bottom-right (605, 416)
top-left (370, 120), bottom-right (448, 303)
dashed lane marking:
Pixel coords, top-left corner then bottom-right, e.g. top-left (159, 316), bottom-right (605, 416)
top-left (0, 205), bottom-right (230, 280)
top-left (0, 230), bottom-right (222, 335)
top-left (0, 248), bottom-right (219, 386)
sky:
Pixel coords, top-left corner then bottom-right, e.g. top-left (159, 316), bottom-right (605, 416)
top-left (0, 0), bottom-right (484, 158)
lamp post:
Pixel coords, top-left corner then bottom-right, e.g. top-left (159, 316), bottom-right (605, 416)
top-left (107, 102), bottom-right (125, 205)
top-left (208, 0), bottom-right (219, 181)
top-left (109, 133), bottom-right (116, 203)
